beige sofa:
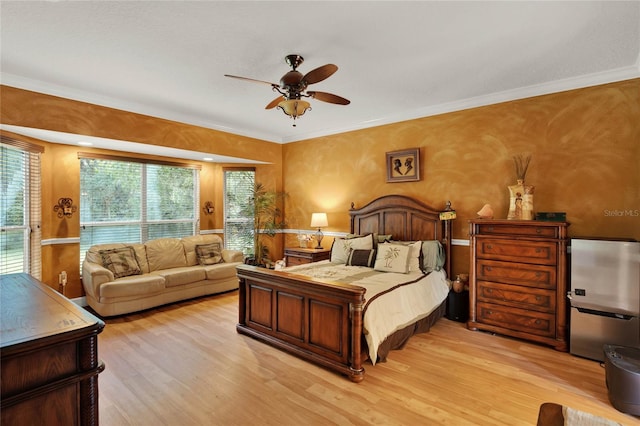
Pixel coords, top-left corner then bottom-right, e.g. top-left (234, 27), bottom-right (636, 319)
top-left (82, 235), bottom-right (243, 317)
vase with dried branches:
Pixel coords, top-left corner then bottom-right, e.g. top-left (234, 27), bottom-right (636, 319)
top-left (507, 154), bottom-right (535, 220)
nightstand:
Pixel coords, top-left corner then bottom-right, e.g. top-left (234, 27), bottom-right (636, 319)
top-left (284, 247), bottom-right (331, 266)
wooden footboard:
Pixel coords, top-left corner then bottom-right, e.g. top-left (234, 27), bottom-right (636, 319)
top-left (236, 195), bottom-right (453, 382)
top-left (236, 265), bottom-right (367, 382)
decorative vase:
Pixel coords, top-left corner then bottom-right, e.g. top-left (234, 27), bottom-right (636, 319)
top-left (507, 179), bottom-right (535, 220)
top-left (452, 275), bottom-right (464, 293)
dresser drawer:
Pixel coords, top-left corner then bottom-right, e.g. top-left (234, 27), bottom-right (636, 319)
top-left (477, 238), bottom-right (557, 265)
top-left (477, 281), bottom-right (556, 313)
top-left (475, 223), bottom-right (561, 238)
top-left (285, 248), bottom-right (331, 266)
top-left (477, 302), bottom-right (555, 337)
top-left (477, 259), bottom-right (556, 289)
top-left (286, 256), bottom-right (309, 266)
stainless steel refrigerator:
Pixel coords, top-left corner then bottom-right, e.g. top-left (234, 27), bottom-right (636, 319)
top-left (568, 238), bottom-right (640, 361)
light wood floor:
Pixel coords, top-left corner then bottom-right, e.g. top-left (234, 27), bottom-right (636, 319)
top-left (96, 291), bottom-right (639, 425)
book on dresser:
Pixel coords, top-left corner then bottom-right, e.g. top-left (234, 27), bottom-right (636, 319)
top-left (467, 219), bottom-right (570, 351)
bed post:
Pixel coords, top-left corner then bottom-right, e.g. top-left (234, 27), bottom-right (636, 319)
top-left (441, 200), bottom-right (454, 278)
top-left (349, 301), bottom-right (365, 383)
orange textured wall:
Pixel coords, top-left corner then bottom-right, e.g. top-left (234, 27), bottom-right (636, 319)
top-left (284, 79), bottom-right (640, 276)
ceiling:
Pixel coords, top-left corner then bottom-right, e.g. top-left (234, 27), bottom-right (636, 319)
top-left (1, 1), bottom-right (639, 155)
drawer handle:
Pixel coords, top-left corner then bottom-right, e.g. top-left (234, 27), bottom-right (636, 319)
top-left (535, 272), bottom-right (541, 277)
top-left (536, 296), bottom-right (542, 301)
top-left (535, 248), bottom-right (541, 253)
top-left (535, 319), bottom-right (541, 324)
top-left (487, 226), bottom-right (494, 232)
top-left (536, 228), bottom-right (542, 234)
top-left (486, 267), bottom-right (492, 271)
top-left (486, 244), bottom-right (493, 249)
top-left (486, 288), bottom-right (492, 293)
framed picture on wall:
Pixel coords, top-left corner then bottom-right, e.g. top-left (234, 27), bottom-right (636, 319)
top-left (386, 148), bottom-right (420, 182)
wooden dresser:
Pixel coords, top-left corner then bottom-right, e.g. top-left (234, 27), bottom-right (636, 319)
top-left (284, 247), bottom-right (331, 266)
top-left (467, 220), bottom-right (569, 351)
top-left (1, 273), bottom-right (105, 425)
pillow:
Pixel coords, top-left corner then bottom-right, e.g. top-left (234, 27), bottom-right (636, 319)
top-left (331, 234), bottom-right (374, 264)
top-left (346, 233), bottom-right (391, 248)
top-left (390, 240), bottom-right (422, 272)
top-left (374, 243), bottom-right (411, 273)
top-left (195, 242), bottom-right (223, 265)
top-left (347, 249), bottom-right (377, 267)
top-left (422, 240), bottom-right (445, 272)
top-left (375, 234), bottom-right (392, 245)
top-left (100, 246), bottom-right (142, 278)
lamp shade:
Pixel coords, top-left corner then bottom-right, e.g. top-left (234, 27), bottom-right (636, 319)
top-left (278, 99), bottom-right (311, 118)
top-left (310, 213), bottom-right (328, 228)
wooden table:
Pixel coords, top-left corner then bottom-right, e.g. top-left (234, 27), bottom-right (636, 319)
top-left (0, 273), bottom-right (105, 425)
top-left (284, 247), bottom-right (331, 266)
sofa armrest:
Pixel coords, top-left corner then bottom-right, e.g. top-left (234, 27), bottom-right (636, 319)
top-left (222, 249), bottom-right (244, 263)
top-left (82, 260), bottom-right (114, 298)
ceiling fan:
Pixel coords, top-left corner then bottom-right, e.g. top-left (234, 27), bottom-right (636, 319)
top-left (225, 54), bottom-right (350, 127)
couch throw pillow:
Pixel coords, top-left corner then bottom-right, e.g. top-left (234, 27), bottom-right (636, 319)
top-left (374, 243), bottom-right (411, 274)
top-left (195, 242), bottom-right (223, 265)
top-left (100, 246), bottom-right (142, 279)
top-left (347, 249), bottom-right (377, 267)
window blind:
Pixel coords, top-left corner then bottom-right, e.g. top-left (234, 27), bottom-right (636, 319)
top-left (0, 141), bottom-right (42, 278)
top-left (223, 168), bottom-right (255, 255)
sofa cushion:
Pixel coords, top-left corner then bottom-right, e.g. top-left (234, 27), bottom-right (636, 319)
top-left (182, 235), bottom-right (224, 266)
top-left (203, 262), bottom-right (239, 280)
top-left (145, 238), bottom-right (187, 271)
top-left (99, 246), bottom-right (142, 278)
top-left (86, 243), bottom-right (129, 265)
top-left (99, 274), bottom-right (165, 299)
top-left (151, 266), bottom-right (206, 288)
top-left (195, 242), bottom-right (223, 265)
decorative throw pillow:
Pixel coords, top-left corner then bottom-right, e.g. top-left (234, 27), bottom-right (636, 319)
top-left (374, 243), bottom-right (411, 273)
top-left (100, 246), bottom-right (142, 279)
top-left (391, 241), bottom-right (422, 272)
top-left (347, 249), bottom-right (377, 267)
top-left (331, 234), bottom-right (374, 264)
top-left (195, 242), bottom-right (223, 265)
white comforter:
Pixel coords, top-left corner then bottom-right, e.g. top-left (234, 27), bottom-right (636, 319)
top-left (283, 261), bottom-right (450, 364)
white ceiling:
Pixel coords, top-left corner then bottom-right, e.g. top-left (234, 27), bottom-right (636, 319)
top-left (1, 1), bottom-right (639, 153)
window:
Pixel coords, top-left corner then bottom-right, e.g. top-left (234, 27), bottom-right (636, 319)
top-left (1, 139), bottom-right (42, 278)
top-left (223, 168), bottom-right (255, 255)
top-left (79, 154), bottom-right (199, 264)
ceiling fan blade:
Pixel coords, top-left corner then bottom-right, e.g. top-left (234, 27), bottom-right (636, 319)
top-left (302, 64), bottom-right (338, 85)
top-left (265, 96), bottom-right (284, 110)
top-left (308, 91), bottom-right (350, 105)
top-left (224, 74), bottom-right (277, 87)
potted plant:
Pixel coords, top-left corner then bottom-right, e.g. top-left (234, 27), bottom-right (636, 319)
top-left (244, 182), bottom-right (287, 267)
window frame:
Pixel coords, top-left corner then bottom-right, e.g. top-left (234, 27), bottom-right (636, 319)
top-left (79, 153), bottom-right (201, 265)
top-left (1, 137), bottom-right (43, 278)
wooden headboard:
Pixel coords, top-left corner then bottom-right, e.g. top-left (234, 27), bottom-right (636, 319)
top-left (349, 195), bottom-right (452, 277)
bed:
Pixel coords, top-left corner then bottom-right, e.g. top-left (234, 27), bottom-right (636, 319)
top-left (236, 195), bottom-right (452, 382)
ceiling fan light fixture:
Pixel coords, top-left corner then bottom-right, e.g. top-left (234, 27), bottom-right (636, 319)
top-left (277, 99), bottom-right (311, 126)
